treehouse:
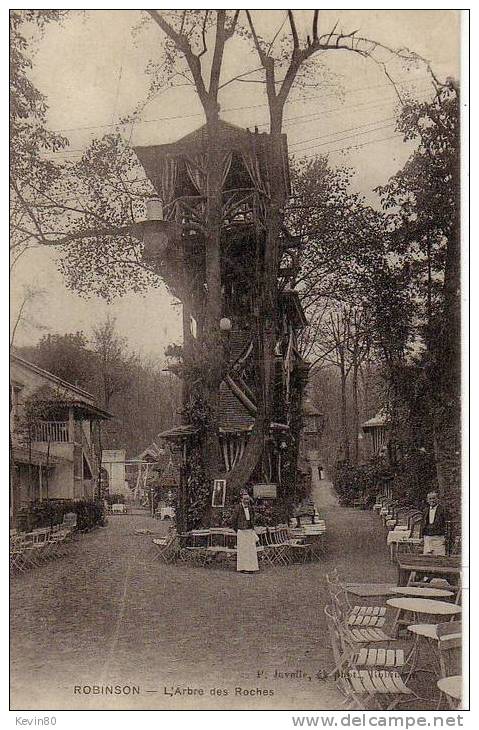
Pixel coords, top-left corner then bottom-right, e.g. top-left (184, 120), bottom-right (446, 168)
top-left (134, 121), bottom-right (309, 528)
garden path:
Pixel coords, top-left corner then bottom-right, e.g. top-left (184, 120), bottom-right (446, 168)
top-left (11, 502), bottom-right (398, 710)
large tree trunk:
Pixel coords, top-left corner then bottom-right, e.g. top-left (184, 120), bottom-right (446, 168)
top-left (221, 111), bottom-right (285, 493)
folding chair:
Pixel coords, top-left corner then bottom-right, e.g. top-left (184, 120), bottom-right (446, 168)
top-left (437, 632), bottom-right (462, 709)
top-left (326, 573), bottom-right (387, 628)
top-left (10, 535), bottom-right (27, 573)
top-left (330, 597), bottom-right (396, 646)
top-left (324, 606), bottom-right (411, 677)
top-left (286, 528), bottom-right (312, 564)
top-left (22, 529), bottom-right (50, 568)
top-left (336, 669), bottom-right (423, 711)
top-left (150, 533), bottom-right (180, 564)
top-left (44, 528), bottom-right (71, 559)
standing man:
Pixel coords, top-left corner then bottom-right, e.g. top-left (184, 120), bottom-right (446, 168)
top-left (231, 489), bottom-right (259, 573)
top-left (421, 491), bottom-right (450, 556)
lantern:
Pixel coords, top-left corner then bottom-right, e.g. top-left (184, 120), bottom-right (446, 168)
top-left (219, 317), bottom-right (232, 332)
top-left (146, 196), bottom-right (164, 221)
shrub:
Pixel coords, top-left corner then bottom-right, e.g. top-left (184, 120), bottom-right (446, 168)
top-left (16, 498), bottom-right (106, 532)
top-left (104, 493), bottom-right (126, 505)
top-left (332, 460), bottom-right (392, 506)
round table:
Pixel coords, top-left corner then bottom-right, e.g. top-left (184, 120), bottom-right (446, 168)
top-left (391, 586), bottom-right (453, 599)
top-left (387, 597), bottom-right (461, 616)
top-left (437, 676), bottom-right (461, 701)
top-left (387, 597), bottom-right (461, 639)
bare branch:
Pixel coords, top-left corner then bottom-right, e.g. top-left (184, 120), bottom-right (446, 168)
top-left (146, 10), bottom-right (208, 105)
top-left (245, 10), bottom-right (268, 65)
top-left (198, 10), bottom-right (209, 58)
top-left (313, 10), bottom-right (319, 42)
top-left (226, 9), bottom-right (240, 40)
top-left (288, 10), bottom-right (299, 51)
top-left (218, 66), bottom-right (265, 90)
top-left (267, 11), bottom-right (288, 55)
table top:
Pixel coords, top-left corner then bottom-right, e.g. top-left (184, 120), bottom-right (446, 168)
top-left (387, 597), bottom-right (462, 615)
top-left (391, 586), bottom-right (454, 598)
top-left (345, 583), bottom-right (398, 597)
top-left (397, 555), bottom-right (461, 574)
top-left (437, 676), bottom-right (462, 700)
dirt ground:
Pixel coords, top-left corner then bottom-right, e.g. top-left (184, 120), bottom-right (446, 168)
top-left (11, 487), bottom-right (431, 711)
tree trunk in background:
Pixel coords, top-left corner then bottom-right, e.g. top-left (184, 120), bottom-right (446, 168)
top-left (352, 361), bottom-right (359, 465)
top-left (339, 352), bottom-right (350, 462)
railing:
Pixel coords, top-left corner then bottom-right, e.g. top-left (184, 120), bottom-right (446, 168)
top-left (164, 188), bottom-right (267, 229)
top-left (32, 421), bottom-right (69, 443)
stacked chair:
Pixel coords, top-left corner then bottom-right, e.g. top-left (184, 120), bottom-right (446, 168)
top-left (324, 572), bottom-right (429, 710)
top-left (10, 524), bottom-right (75, 574)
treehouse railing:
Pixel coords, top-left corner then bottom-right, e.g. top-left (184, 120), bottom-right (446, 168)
top-left (164, 188), bottom-right (268, 230)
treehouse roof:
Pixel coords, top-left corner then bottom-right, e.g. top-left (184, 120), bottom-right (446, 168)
top-left (134, 119), bottom-right (291, 198)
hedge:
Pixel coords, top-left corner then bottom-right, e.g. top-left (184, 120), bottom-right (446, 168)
top-left (16, 499), bottom-right (106, 532)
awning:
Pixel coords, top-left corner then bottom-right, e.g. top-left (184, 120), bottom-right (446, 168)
top-left (157, 424), bottom-right (199, 441)
top-left (35, 399), bottom-right (113, 420)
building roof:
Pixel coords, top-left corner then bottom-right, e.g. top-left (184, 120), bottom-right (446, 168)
top-left (11, 354), bottom-right (112, 419)
top-left (35, 397), bottom-right (112, 421)
top-left (362, 408), bottom-right (391, 431)
top-left (218, 380), bottom-right (256, 432)
top-left (11, 354), bottom-right (95, 401)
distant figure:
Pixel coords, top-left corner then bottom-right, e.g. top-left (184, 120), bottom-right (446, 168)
top-left (421, 491), bottom-right (450, 556)
top-left (231, 489), bottom-right (259, 573)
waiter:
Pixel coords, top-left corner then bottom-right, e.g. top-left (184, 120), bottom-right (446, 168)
top-left (231, 489), bottom-right (259, 573)
top-left (421, 491), bottom-right (450, 556)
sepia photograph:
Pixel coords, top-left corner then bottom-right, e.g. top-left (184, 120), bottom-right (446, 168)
top-left (9, 8), bottom-right (466, 714)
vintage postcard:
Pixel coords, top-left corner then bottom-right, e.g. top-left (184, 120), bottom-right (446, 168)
top-left (9, 8), bottom-right (467, 715)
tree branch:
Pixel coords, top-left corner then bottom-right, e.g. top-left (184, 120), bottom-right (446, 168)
top-left (288, 10), bottom-right (299, 51)
top-left (313, 10), bottom-right (319, 42)
top-left (146, 9), bottom-right (209, 106)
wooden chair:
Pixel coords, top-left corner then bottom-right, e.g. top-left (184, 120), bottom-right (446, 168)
top-left (325, 605), bottom-right (410, 676)
top-left (22, 529), bottom-right (50, 567)
top-left (150, 533), bottom-right (180, 564)
top-left (326, 573), bottom-right (387, 628)
top-left (336, 669), bottom-right (423, 711)
top-left (431, 624), bottom-right (462, 709)
top-left (10, 534), bottom-right (27, 573)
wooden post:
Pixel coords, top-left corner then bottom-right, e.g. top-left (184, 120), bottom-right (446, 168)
top-left (68, 407), bottom-right (75, 443)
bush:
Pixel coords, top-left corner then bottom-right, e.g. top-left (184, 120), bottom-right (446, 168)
top-left (104, 493), bottom-right (126, 505)
top-left (332, 460), bottom-right (391, 507)
top-left (16, 498), bottom-right (106, 532)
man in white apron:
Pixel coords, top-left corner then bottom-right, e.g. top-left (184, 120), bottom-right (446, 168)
top-left (421, 491), bottom-right (449, 556)
top-left (231, 489), bottom-right (259, 573)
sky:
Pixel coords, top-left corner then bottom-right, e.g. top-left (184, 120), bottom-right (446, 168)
top-left (10, 9), bottom-right (461, 361)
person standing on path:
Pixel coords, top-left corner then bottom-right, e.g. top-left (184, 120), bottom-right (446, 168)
top-left (231, 489), bottom-right (259, 573)
top-left (421, 491), bottom-right (451, 556)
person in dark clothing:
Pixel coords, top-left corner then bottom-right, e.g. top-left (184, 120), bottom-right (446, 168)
top-left (421, 491), bottom-right (450, 556)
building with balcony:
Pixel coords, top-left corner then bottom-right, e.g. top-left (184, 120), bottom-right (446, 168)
top-left (10, 354), bottom-right (112, 520)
